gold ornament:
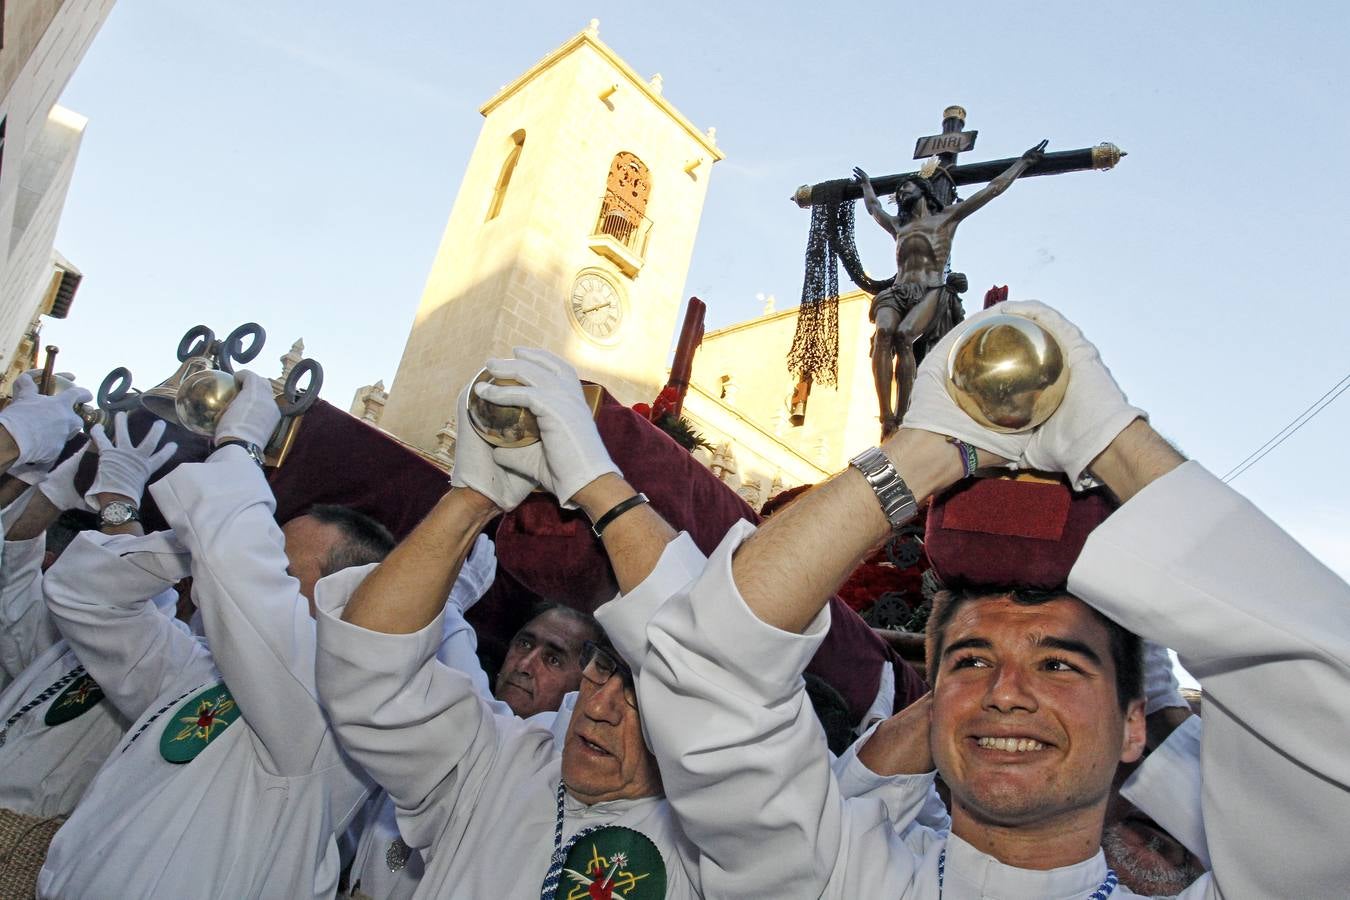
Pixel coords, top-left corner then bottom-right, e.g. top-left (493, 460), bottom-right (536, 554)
top-left (466, 368), bottom-right (540, 448)
top-left (174, 369), bottom-right (240, 436)
top-left (946, 314), bottom-right (1068, 433)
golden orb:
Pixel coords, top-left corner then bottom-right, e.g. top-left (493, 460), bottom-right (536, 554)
top-left (467, 368), bottom-right (540, 448)
top-left (175, 369), bottom-right (239, 436)
top-left (945, 314), bottom-right (1068, 433)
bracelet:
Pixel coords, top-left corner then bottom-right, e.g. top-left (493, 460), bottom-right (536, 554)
top-left (591, 493), bottom-right (649, 539)
top-left (947, 438), bottom-right (979, 478)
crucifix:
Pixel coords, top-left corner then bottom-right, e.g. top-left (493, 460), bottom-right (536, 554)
top-left (785, 106), bottom-right (1125, 440)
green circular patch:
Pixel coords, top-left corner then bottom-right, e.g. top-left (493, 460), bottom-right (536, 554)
top-left (42, 673), bottom-right (105, 727)
top-left (159, 683), bottom-right (241, 764)
top-left (557, 825), bottom-right (666, 899)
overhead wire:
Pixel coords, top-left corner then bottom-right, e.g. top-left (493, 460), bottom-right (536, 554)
top-left (1221, 370), bottom-right (1350, 482)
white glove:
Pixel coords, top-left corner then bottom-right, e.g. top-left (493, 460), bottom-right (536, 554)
top-left (35, 438), bottom-right (93, 511)
top-left (1142, 640), bottom-right (1189, 715)
top-left (85, 412), bottom-right (178, 506)
top-left (901, 305), bottom-right (1034, 464)
top-left (0, 373), bottom-right (92, 475)
top-left (214, 370), bottom-right (281, 448)
top-left (475, 348), bottom-right (619, 508)
top-left (449, 380), bottom-right (535, 511)
top-left (1009, 301), bottom-right (1146, 488)
top-left (446, 534), bottom-right (497, 614)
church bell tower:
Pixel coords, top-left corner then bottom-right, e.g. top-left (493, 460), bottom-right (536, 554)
top-left (379, 20), bottom-right (722, 451)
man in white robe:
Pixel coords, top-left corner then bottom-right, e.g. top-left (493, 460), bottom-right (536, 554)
top-left (0, 413), bottom-right (180, 819)
top-left (37, 372), bottom-right (397, 898)
top-left (628, 301), bottom-right (1349, 898)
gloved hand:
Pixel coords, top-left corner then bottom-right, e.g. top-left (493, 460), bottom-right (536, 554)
top-left (85, 412), bottom-right (178, 506)
top-left (475, 348), bottom-right (620, 508)
top-left (214, 371), bottom-right (281, 449)
top-left (0, 373), bottom-right (92, 475)
top-left (901, 305), bottom-right (1035, 464)
top-left (1142, 639), bottom-right (1188, 716)
top-left (448, 381), bottom-right (535, 511)
top-left (32, 438), bottom-right (93, 511)
top-left (446, 534), bottom-right (497, 614)
top-left (1009, 301), bottom-right (1146, 488)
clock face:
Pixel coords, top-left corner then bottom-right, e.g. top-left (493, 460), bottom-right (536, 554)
top-left (569, 273), bottom-right (623, 342)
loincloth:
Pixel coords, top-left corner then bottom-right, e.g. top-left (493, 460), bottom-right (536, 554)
top-left (869, 279), bottom-right (944, 323)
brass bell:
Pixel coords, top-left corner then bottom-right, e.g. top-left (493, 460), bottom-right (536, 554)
top-left (140, 354), bottom-right (217, 425)
top-left (466, 368), bottom-right (540, 448)
top-left (174, 368), bottom-right (239, 436)
top-left (946, 313), bottom-right (1068, 433)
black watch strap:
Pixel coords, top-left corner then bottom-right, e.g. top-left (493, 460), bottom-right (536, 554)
top-left (215, 438), bottom-right (265, 467)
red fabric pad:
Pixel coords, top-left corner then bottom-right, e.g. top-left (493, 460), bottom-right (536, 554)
top-left (925, 476), bottom-right (1114, 591)
top-left (497, 393), bottom-right (924, 719)
top-left (266, 400), bottom-right (448, 540)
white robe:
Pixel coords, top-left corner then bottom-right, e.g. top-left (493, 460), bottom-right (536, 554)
top-left (0, 534), bottom-right (58, 694)
top-left (314, 538), bottom-right (706, 899)
top-left (0, 583), bottom-right (179, 818)
top-left (40, 448), bottom-right (372, 899)
top-left (341, 598), bottom-right (576, 900)
top-left (634, 462), bottom-right (1350, 899)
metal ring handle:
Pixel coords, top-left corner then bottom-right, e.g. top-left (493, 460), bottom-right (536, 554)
top-left (277, 358), bottom-right (323, 416)
top-left (219, 323), bottom-right (266, 374)
top-left (96, 367), bottom-right (135, 411)
top-left (177, 326), bottom-right (215, 362)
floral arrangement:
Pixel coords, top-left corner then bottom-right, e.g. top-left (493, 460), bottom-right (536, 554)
top-left (633, 386), bottom-right (711, 452)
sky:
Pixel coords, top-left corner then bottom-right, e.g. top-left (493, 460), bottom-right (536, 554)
top-left (43, 0), bottom-right (1350, 588)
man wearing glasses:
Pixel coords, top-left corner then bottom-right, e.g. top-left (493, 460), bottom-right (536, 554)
top-left (314, 349), bottom-right (707, 897)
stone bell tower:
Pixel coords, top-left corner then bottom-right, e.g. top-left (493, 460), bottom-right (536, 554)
top-left (379, 20), bottom-right (722, 452)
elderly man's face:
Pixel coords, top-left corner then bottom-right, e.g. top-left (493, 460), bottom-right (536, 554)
top-left (494, 609), bottom-right (591, 718)
top-left (561, 644), bottom-right (662, 805)
top-left (930, 594), bottom-right (1145, 833)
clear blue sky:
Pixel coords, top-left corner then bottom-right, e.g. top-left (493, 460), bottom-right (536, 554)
top-left (47, 0), bottom-right (1350, 583)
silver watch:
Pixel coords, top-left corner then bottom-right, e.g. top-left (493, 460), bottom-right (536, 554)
top-left (100, 500), bottom-right (141, 527)
top-left (216, 438), bottom-right (265, 467)
top-left (848, 447), bottom-right (918, 530)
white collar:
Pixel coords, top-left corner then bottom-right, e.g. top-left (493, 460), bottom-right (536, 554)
top-left (941, 833), bottom-right (1116, 900)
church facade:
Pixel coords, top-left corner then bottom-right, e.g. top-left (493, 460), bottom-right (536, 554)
top-left (366, 22), bottom-right (879, 504)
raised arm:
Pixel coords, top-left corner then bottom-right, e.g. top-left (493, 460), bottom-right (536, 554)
top-left (44, 529), bottom-right (207, 722)
top-left (947, 139), bottom-right (1046, 223)
top-left (853, 167), bottom-right (900, 237)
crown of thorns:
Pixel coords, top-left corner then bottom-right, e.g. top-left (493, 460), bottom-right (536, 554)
top-left (893, 175), bottom-right (946, 213)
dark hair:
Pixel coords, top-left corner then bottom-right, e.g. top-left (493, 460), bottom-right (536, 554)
top-left (45, 508), bottom-right (102, 558)
top-left (304, 504), bottom-right (396, 577)
top-left (895, 175), bottom-right (946, 219)
top-left (526, 601), bottom-right (604, 648)
top-left (804, 673), bottom-right (854, 756)
top-left (925, 587), bottom-right (1143, 712)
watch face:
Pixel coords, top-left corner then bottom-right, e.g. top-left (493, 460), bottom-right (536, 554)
top-left (102, 503), bottom-right (136, 525)
top-left (569, 273), bottom-right (623, 342)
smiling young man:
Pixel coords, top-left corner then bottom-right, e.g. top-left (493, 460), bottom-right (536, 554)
top-left (636, 301), bottom-right (1350, 898)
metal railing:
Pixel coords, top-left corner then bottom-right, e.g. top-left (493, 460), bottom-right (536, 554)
top-left (591, 192), bottom-right (653, 257)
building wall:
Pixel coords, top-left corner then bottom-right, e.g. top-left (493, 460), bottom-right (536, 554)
top-left (0, 0), bottom-right (114, 376)
top-left (380, 25), bottom-right (720, 451)
top-left (682, 291), bottom-right (882, 504)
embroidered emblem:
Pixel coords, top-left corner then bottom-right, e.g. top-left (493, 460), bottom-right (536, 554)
top-left (158, 683), bottom-right (241, 764)
top-left (42, 672), bottom-right (106, 727)
top-left (559, 826), bottom-right (666, 899)
top-left (386, 837), bottom-right (412, 872)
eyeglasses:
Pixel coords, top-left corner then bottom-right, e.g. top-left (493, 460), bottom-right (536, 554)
top-left (580, 641), bottom-right (638, 710)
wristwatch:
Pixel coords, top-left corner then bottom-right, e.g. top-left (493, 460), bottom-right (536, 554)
top-left (215, 438), bottom-right (265, 467)
top-left (848, 447), bottom-right (918, 530)
top-left (100, 500), bottom-right (141, 528)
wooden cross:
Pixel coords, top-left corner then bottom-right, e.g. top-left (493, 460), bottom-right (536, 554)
top-left (791, 106), bottom-right (1124, 209)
